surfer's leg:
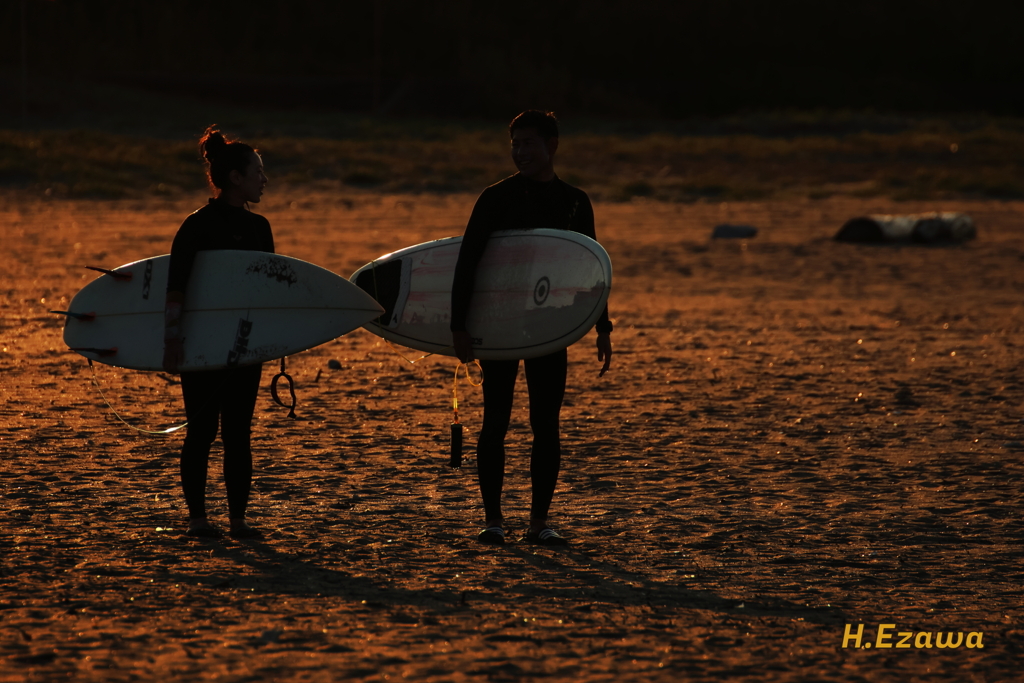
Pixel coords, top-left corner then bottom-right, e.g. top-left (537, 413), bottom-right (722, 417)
top-left (524, 349), bottom-right (567, 530)
top-left (180, 371), bottom-right (222, 523)
top-left (220, 364), bottom-right (262, 526)
top-left (477, 359), bottom-right (519, 525)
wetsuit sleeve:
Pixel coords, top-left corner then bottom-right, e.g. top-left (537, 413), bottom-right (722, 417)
top-left (166, 215), bottom-right (202, 295)
top-left (450, 189), bottom-right (497, 332)
top-left (573, 191), bottom-right (613, 334)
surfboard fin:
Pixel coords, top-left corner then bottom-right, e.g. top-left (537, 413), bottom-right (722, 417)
top-left (50, 310), bottom-right (96, 322)
top-left (85, 266), bottom-right (132, 281)
top-left (70, 346), bottom-right (118, 357)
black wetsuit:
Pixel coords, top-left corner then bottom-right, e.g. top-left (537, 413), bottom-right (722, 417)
top-left (450, 173), bottom-right (612, 523)
top-left (167, 198), bottom-right (274, 520)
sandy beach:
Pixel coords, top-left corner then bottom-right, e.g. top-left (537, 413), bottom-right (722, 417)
top-left (2, 189), bottom-right (1023, 682)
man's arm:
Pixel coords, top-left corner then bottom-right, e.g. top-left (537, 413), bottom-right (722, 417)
top-left (572, 189), bottom-right (614, 374)
top-left (450, 188), bottom-right (498, 361)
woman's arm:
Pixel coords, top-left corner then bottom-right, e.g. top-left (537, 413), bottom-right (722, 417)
top-left (162, 290), bottom-right (184, 372)
top-left (162, 216), bottom-right (200, 373)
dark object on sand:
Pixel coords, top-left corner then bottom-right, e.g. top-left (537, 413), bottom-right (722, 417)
top-left (712, 224), bottom-right (758, 239)
top-left (327, 359), bottom-right (342, 369)
top-left (836, 213), bottom-right (976, 243)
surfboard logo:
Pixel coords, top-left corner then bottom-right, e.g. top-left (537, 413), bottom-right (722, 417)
top-left (246, 257), bottom-right (298, 286)
top-left (142, 260), bottom-right (153, 300)
top-left (227, 318), bottom-right (254, 366)
top-left (533, 276), bottom-right (550, 306)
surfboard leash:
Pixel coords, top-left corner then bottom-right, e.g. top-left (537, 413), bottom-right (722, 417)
top-left (270, 356), bottom-right (298, 419)
top-left (450, 360), bottom-right (483, 469)
top-left (381, 338), bottom-right (446, 364)
top-left (367, 257), bottom-right (484, 468)
top-left (85, 359), bottom-right (189, 435)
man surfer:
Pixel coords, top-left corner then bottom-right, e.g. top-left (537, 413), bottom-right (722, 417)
top-left (451, 110), bottom-right (613, 546)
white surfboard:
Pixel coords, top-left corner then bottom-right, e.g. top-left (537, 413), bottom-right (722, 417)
top-left (61, 251), bottom-right (384, 372)
top-left (350, 229), bottom-right (612, 360)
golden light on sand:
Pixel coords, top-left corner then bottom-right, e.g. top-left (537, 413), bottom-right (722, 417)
top-left (1, 189), bottom-right (1023, 679)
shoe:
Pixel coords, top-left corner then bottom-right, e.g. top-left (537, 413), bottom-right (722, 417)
top-left (525, 527), bottom-right (568, 546)
top-left (186, 525), bottom-right (223, 538)
top-left (229, 525), bottom-right (264, 539)
top-left (477, 526), bottom-right (505, 545)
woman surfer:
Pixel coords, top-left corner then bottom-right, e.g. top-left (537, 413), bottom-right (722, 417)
top-left (163, 126), bottom-right (272, 539)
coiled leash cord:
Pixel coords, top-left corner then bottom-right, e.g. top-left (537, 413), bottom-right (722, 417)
top-left (270, 356), bottom-right (297, 419)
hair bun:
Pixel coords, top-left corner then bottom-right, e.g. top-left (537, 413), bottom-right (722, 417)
top-left (199, 126), bottom-right (228, 160)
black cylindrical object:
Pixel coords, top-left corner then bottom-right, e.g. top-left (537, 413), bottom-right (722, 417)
top-left (450, 422), bottom-right (463, 469)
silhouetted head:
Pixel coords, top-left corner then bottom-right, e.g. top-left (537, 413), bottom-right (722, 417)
top-left (509, 110), bottom-right (559, 141)
top-left (509, 110), bottom-right (559, 181)
top-left (199, 126), bottom-right (266, 204)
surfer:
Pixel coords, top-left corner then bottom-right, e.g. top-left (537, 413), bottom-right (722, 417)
top-left (451, 110), bottom-right (613, 546)
top-left (162, 127), bottom-right (273, 539)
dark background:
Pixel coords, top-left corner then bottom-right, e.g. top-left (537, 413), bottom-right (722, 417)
top-left (3, 0), bottom-right (1022, 120)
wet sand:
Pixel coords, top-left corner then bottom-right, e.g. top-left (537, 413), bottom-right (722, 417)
top-left (2, 190), bottom-right (1023, 682)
